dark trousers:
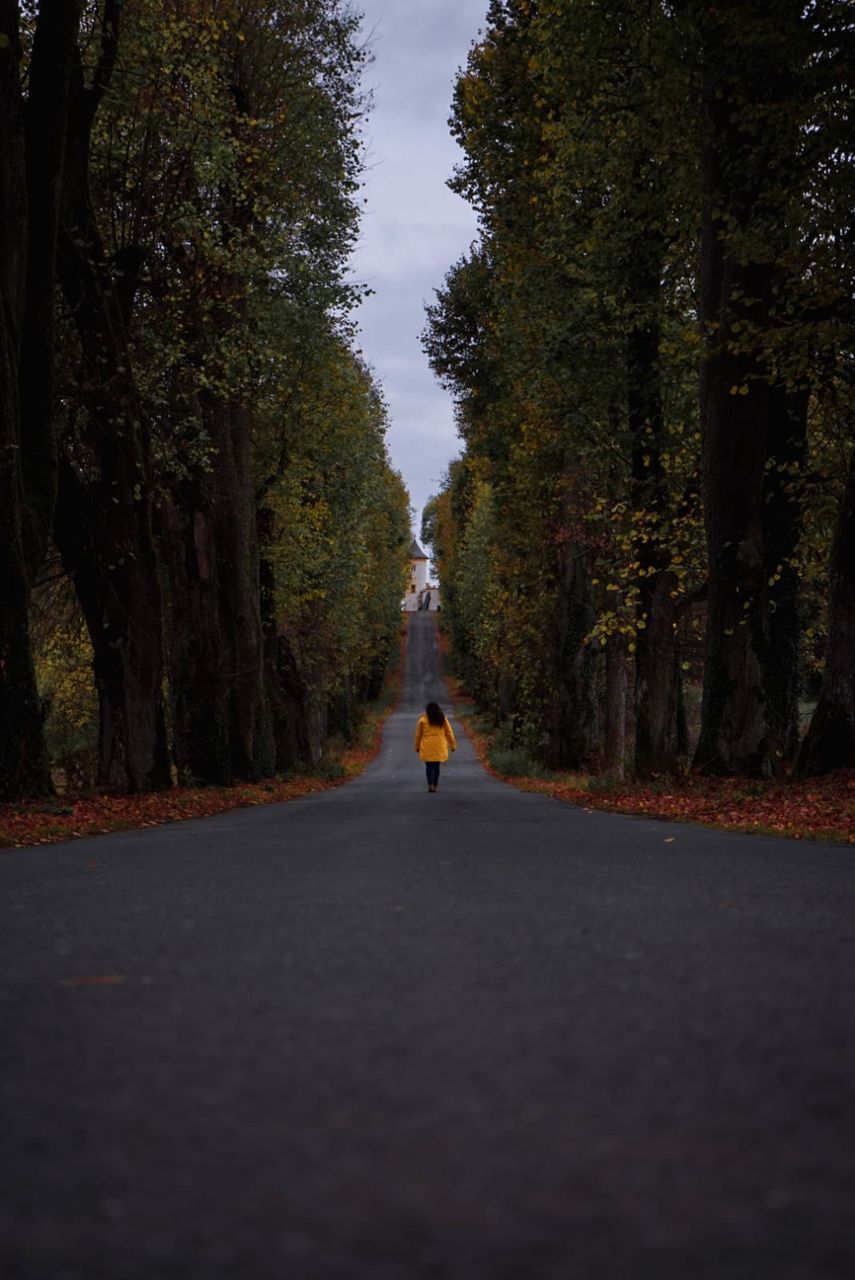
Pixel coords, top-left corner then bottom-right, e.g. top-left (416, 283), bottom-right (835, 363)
top-left (425, 761), bottom-right (441, 787)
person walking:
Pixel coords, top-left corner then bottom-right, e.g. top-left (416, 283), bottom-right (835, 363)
top-left (414, 701), bottom-right (457, 792)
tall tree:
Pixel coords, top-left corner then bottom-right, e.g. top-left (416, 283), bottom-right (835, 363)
top-left (53, 0), bottom-right (367, 787)
top-left (429, 0), bottom-right (854, 784)
top-left (0, 1), bottom-right (82, 799)
top-left (793, 0), bottom-right (855, 776)
top-left (797, 439), bottom-right (855, 776)
top-left (536, 0), bottom-right (695, 774)
top-left (256, 340), bottom-right (409, 769)
top-left (692, 0), bottom-right (818, 775)
top-left (427, 0), bottom-right (700, 772)
top-left (53, 0), bottom-right (171, 792)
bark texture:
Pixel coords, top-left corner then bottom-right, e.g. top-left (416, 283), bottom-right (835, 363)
top-left (603, 637), bottom-right (627, 779)
top-left (161, 35), bottom-right (273, 784)
top-left (550, 539), bottom-right (597, 770)
top-left (162, 496), bottom-right (230, 785)
top-left (0, 1), bottom-right (81, 800)
top-left (797, 446), bottom-right (855, 777)
top-left (54, 7), bottom-right (170, 792)
top-left (55, 461), bottom-right (170, 793)
top-left (762, 387), bottom-right (809, 764)
top-left (206, 398), bottom-right (272, 780)
top-left (627, 239), bottom-right (685, 775)
top-left (258, 505), bottom-right (325, 775)
top-left (163, 399), bottom-right (273, 785)
top-left (694, 0), bottom-right (808, 775)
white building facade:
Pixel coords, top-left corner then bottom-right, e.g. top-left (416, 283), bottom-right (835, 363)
top-left (402, 538), bottom-right (441, 612)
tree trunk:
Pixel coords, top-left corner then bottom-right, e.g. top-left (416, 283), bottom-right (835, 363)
top-left (161, 496), bottom-right (231, 785)
top-left (635, 570), bottom-right (684, 773)
top-left (258, 502), bottom-right (327, 775)
top-left (603, 636), bottom-right (627, 779)
top-left (694, 254), bottom-right (773, 775)
top-left (693, 0), bottom-right (807, 776)
top-left (0, 0), bottom-right (81, 800)
top-left (258, 504), bottom-right (287, 772)
top-left (549, 539), bottom-right (597, 770)
top-left (0, 559), bottom-right (50, 799)
top-left (273, 624), bottom-right (327, 772)
top-left (208, 398), bottom-right (273, 780)
top-left (796, 444), bottom-right (855, 777)
top-left (55, 461), bottom-right (171, 793)
top-left (161, 392), bottom-right (273, 785)
top-left (762, 386), bottom-right (808, 764)
top-left (695, 344), bottom-right (808, 777)
top-left (0, 2), bottom-right (38, 800)
top-left (20, 2), bottom-right (82, 565)
top-left (694, 10), bottom-right (766, 775)
top-left (627, 243), bottom-right (685, 775)
top-left (54, 24), bottom-right (171, 792)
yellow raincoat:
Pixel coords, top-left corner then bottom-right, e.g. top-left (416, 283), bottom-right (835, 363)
top-left (414, 714), bottom-right (457, 762)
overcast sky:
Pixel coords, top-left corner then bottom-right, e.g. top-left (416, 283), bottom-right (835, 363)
top-left (350, 0), bottom-right (486, 538)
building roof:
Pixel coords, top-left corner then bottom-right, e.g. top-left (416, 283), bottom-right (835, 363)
top-left (409, 538), bottom-right (428, 560)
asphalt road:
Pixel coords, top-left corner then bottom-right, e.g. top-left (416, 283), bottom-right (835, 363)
top-left (2, 613), bottom-right (854, 1279)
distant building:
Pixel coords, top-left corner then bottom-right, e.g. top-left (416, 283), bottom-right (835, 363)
top-left (403, 537), bottom-right (428, 610)
top-left (403, 538), bottom-right (441, 612)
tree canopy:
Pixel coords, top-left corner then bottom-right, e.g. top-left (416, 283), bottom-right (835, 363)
top-left (0, 0), bottom-right (410, 800)
top-left (424, 0), bottom-right (855, 779)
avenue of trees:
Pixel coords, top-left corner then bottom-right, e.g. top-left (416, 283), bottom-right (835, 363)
top-left (1, 0), bottom-right (410, 801)
top-left (423, 0), bottom-right (855, 779)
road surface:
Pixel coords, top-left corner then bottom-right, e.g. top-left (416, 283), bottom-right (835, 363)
top-left (1, 614), bottom-right (854, 1278)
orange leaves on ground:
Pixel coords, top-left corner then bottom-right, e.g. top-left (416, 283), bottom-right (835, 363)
top-left (539, 772), bottom-right (855, 844)
top-left (460, 713), bottom-right (855, 845)
top-left (0, 776), bottom-right (330, 850)
top-left (0, 630), bottom-right (406, 853)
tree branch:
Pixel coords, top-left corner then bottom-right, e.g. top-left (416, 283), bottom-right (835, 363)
top-left (83, 0), bottom-right (121, 128)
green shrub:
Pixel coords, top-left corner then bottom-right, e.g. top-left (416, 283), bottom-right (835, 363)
top-left (489, 744), bottom-right (540, 777)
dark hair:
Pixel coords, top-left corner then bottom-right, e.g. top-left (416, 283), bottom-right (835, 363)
top-left (425, 702), bottom-right (446, 727)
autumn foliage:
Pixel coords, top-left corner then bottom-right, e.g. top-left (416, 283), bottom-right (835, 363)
top-left (0, 624), bottom-right (406, 849)
top-left (424, 0), bottom-right (855, 785)
top-left (465, 720), bottom-right (855, 847)
top-left (1, 0), bottom-right (411, 802)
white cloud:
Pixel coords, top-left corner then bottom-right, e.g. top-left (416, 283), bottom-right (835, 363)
top-left (350, 0), bottom-right (485, 529)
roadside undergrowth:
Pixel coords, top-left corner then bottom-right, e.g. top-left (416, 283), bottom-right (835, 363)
top-left (0, 624), bottom-right (408, 851)
top-left (440, 631), bottom-right (854, 845)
